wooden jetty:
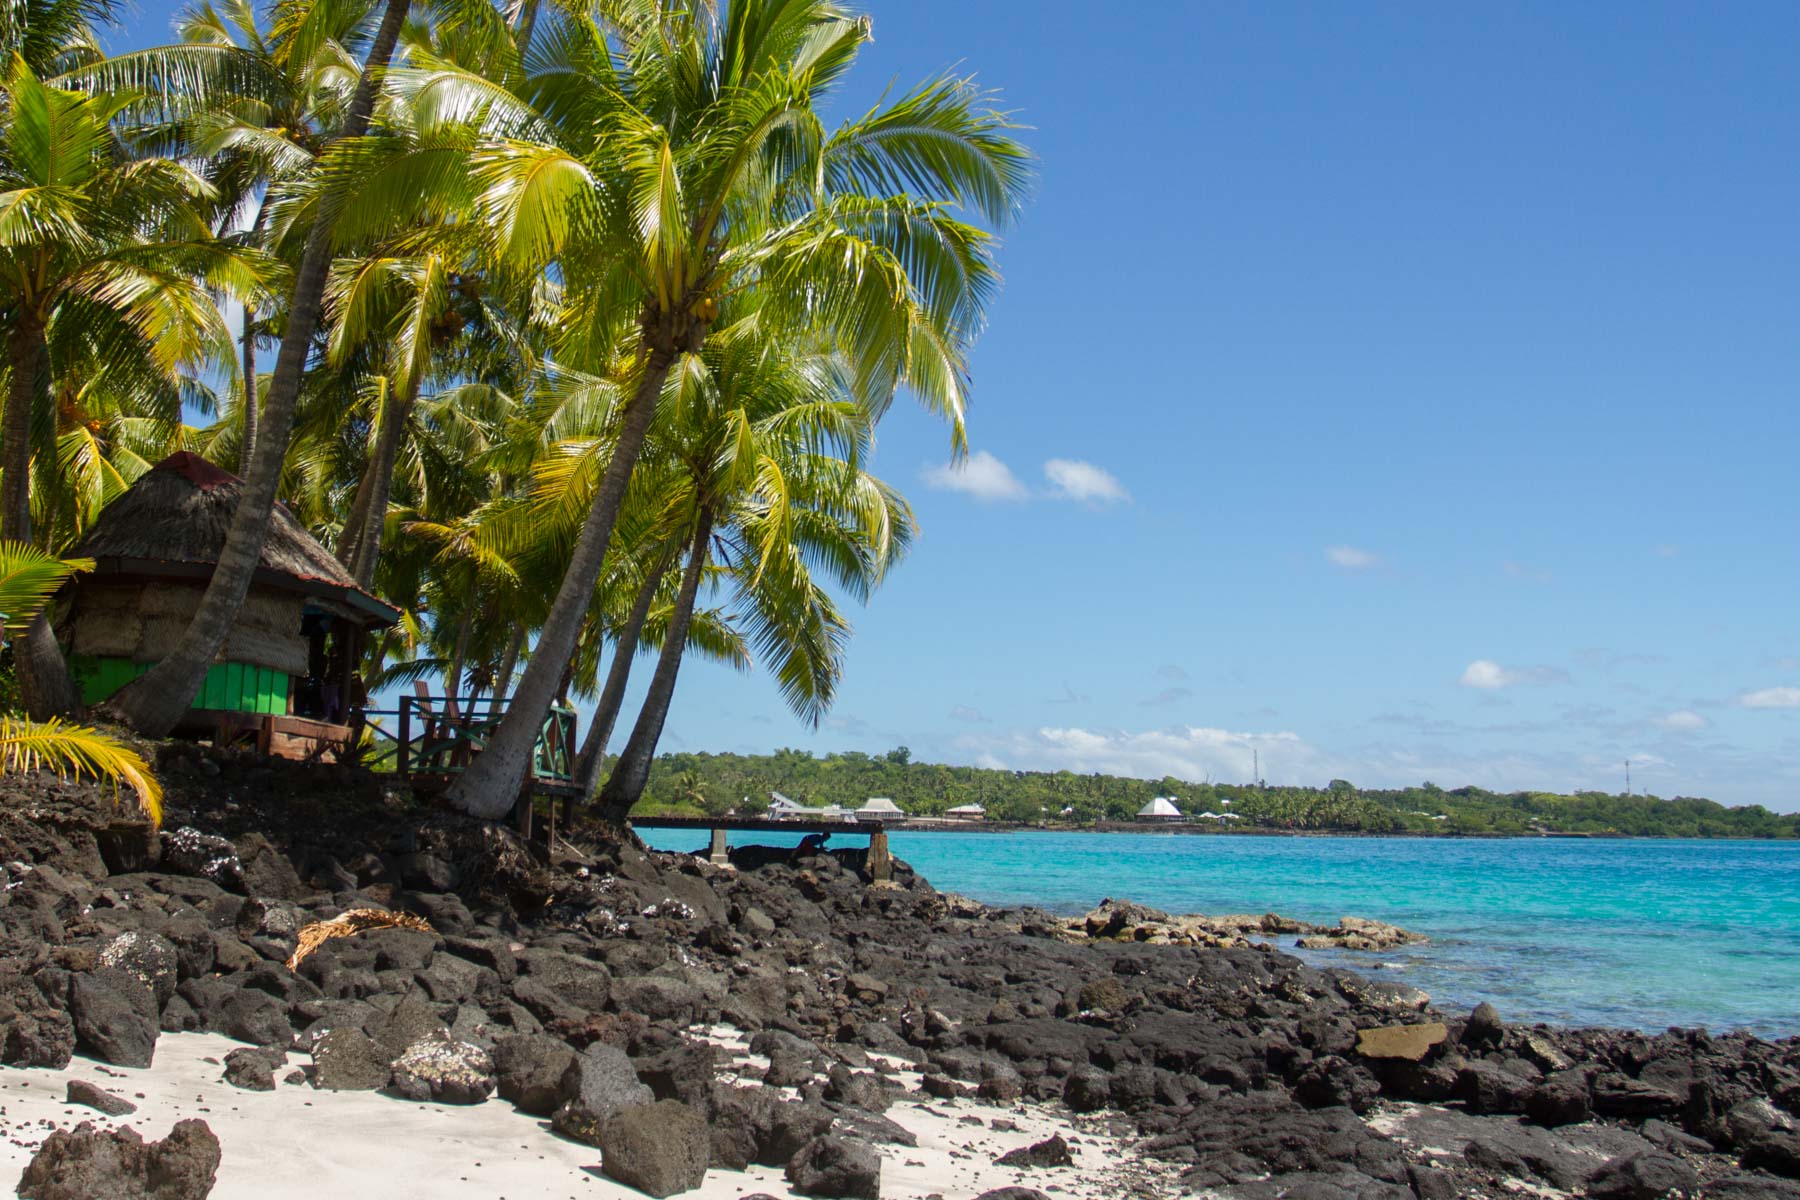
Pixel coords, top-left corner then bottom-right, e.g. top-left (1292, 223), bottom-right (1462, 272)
top-left (629, 815), bottom-right (897, 881)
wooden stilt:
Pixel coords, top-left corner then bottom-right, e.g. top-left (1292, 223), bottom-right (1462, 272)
top-left (867, 828), bottom-right (892, 882)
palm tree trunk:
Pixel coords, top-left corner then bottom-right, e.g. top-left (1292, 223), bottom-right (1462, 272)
top-left (513, 0), bottom-right (542, 51)
top-left (594, 510), bottom-right (712, 826)
top-left (493, 624), bottom-right (524, 699)
top-left (5, 313), bottom-right (81, 718)
top-left (445, 345), bottom-right (676, 818)
top-left (239, 304), bottom-right (258, 468)
top-left (3, 314), bottom-right (43, 544)
top-left (572, 558), bottom-right (668, 799)
top-left (347, 375), bottom-right (417, 588)
top-left (237, 193), bottom-right (271, 467)
top-left (444, 606), bottom-right (472, 702)
top-left (334, 419), bottom-right (381, 567)
top-left (100, 0), bottom-right (414, 737)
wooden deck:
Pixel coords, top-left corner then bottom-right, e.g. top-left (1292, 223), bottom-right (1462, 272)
top-left (630, 815), bottom-right (886, 835)
top-left (195, 711), bottom-right (357, 764)
top-left (361, 692), bottom-right (579, 795)
top-left (630, 815), bottom-right (897, 881)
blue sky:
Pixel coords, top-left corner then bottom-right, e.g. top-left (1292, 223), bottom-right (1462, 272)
top-left (112, 3), bottom-right (1800, 808)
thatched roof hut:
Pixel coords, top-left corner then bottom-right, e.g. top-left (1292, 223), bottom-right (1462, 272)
top-left (56, 452), bottom-right (397, 722)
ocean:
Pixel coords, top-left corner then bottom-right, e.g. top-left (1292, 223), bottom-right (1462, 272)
top-left (639, 828), bottom-right (1800, 1038)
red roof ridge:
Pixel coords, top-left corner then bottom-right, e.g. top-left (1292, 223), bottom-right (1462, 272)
top-left (154, 451), bottom-right (240, 491)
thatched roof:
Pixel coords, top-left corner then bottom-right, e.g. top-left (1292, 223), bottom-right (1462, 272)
top-left (69, 452), bottom-right (398, 627)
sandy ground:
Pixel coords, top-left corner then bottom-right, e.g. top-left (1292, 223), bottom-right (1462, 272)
top-left (0, 1030), bottom-right (1179, 1199)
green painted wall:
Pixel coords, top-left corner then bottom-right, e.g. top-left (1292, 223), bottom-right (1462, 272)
top-left (71, 657), bottom-right (289, 715)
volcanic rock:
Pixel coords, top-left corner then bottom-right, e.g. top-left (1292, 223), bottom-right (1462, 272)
top-left (786, 1134), bottom-right (881, 1199)
top-left (997, 1134), bottom-right (1074, 1168)
top-left (16, 1118), bottom-right (220, 1200)
top-left (65, 1079), bottom-right (136, 1116)
top-left (387, 1031), bottom-right (495, 1104)
top-left (598, 1100), bottom-right (710, 1198)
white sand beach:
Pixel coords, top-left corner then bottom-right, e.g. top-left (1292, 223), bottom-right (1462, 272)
top-left (0, 1031), bottom-right (1177, 1199)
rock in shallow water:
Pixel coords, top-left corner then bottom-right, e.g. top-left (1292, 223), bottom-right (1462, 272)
top-left (1462, 1001), bottom-right (1505, 1048)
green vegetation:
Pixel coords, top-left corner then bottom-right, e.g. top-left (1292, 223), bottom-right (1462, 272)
top-left (0, 0), bottom-right (1027, 822)
top-left (631, 748), bottom-right (1800, 838)
top-left (0, 543), bottom-right (162, 822)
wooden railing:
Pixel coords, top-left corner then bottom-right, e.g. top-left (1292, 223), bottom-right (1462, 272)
top-left (360, 692), bottom-right (579, 787)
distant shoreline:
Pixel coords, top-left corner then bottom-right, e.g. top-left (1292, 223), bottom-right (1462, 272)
top-left (650, 817), bottom-right (1799, 842)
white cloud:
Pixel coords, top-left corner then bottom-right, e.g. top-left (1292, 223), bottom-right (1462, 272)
top-left (1739, 687), bottom-right (1800, 710)
top-left (921, 450), bottom-right (1029, 501)
top-left (1043, 458), bottom-right (1130, 505)
top-left (936, 719), bottom-right (1794, 808)
top-left (1459, 660), bottom-right (1568, 689)
top-left (1652, 710), bottom-right (1710, 731)
top-left (1021, 725), bottom-right (1308, 786)
top-left (1326, 545), bottom-right (1382, 570)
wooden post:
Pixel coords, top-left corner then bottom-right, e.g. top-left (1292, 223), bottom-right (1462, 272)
top-left (867, 827), bottom-right (892, 882)
top-left (515, 785), bottom-right (533, 839)
top-left (708, 827), bottom-right (729, 866)
top-left (398, 696), bottom-right (411, 779)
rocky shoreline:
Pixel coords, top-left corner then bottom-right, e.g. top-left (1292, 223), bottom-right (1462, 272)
top-left (1, 747), bottom-right (1797, 1198)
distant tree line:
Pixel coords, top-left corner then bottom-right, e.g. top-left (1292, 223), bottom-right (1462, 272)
top-left (626, 749), bottom-right (1800, 838)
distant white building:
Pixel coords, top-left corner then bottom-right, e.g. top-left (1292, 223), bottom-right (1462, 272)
top-left (945, 803), bottom-right (986, 820)
top-left (856, 798), bottom-right (905, 823)
top-left (1136, 796), bottom-right (1183, 821)
top-left (769, 793), bottom-right (848, 821)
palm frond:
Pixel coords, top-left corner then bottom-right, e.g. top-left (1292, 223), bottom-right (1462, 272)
top-left (0, 717), bottom-right (163, 825)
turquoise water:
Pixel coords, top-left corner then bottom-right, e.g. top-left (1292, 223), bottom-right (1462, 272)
top-left (641, 829), bottom-right (1800, 1037)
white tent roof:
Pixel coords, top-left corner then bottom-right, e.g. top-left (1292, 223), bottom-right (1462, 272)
top-left (1137, 796), bottom-right (1182, 817)
top-left (945, 804), bottom-right (985, 815)
top-left (859, 798), bottom-right (903, 814)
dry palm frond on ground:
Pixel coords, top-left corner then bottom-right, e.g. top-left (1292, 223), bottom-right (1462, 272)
top-left (287, 908), bottom-right (435, 971)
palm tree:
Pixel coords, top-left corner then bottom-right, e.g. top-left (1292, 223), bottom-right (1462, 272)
top-left (0, 0), bottom-right (117, 77)
top-left (0, 541), bottom-right (161, 823)
top-left (349, 0), bottom-right (1031, 819)
top-left (0, 54), bottom-right (259, 715)
top-left (102, 0), bottom-right (417, 736)
top-left (595, 322), bottom-right (913, 826)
